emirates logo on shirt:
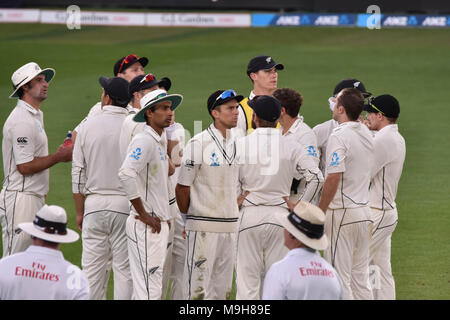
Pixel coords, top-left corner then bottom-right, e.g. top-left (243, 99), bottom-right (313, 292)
top-left (14, 262), bottom-right (60, 282)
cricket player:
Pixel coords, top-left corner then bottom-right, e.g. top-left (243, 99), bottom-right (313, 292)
top-left (1, 62), bottom-right (72, 257)
top-left (72, 76), bottom-right (133, 300)
top-left (176, 89), bottom-right (243, 300)
top-left (119, 89), bottom-right (183, 300)
top-left (233, 55), bottom-right (284, 137)
top-left (363, 94), bottom-right (405, 300)
top-left (0, 205), bottom-right (89, 300)
top-left (318, 88), bottom-right (374, 300)
top-left (73, 54), bottom-right (149, 142)
top-left (313, 79), bottom-right (372, 176)
top-left (274, 88), bottom-right (319, 202)
top-left (235, 95), bottom-right (323, 300)
top-left (262, 201), bottom-right (343, 300)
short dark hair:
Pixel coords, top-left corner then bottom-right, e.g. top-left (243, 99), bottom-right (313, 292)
top-left (15, 86), bottom-right (24, 99)
top-left (252, 112), bottom-right (277, 128)
top-left (273, 88), bottom-right (303, 118)
top-left (111, 98), bottom-right (128, 109)
top-left (336, 88), bottom-right (364, 121)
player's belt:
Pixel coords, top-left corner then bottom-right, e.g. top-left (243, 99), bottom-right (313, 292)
top-left (186, 215), bottom-right (238, 223)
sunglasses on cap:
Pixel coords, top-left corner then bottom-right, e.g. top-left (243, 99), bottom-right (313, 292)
top-left (212, 90), bottom-right (238, 109)
top-left (118, 54), bottom-right (138, 74)
top-left (140, 73), bottom-right (155, 84)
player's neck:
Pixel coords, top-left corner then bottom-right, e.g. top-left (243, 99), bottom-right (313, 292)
top-left (253, 86), bottom-right (274, 97)
top-left (280, 116), bottom-right (296, 135)
top-left (22, 96), bottom-right (41, 110)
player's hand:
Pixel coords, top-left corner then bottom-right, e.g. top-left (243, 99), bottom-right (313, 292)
top-left (237, 190), bottom-right (250, 209)
top-left (76, 214), bottom-right (83, 231)
top-left (135, 214), bottom-right (161, 233)
top-left (55, 144), bottom-right (73, 162)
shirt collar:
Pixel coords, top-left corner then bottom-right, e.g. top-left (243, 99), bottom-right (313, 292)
top-left (17, 99), bottom-right (39, 115)
top-left (287, 247), bottom-right (318, 257)
top-left (144, 124), bottom-right (165, 143)
top-left (209, 123), bottom-right (235, 142)
top-left (254, 127), bottom-right (280, 135)
top-left (378, 123), bottom-right (398, 134)
top-left (249, 90), bottom-right (256, 100)
top-left (26, 245), bottom-right (64, 259)
top-left (102, 105), bottom-right (129, 115)
top-left (338, 121), bottom-right (360, 129)
top-left (282, 115), bottom-right (303, 135)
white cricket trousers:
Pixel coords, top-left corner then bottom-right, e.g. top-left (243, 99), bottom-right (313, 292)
top-left (0, 190), bottom-right (44, 257)
top-left (236, 206), bottom-right (289, 300)
top-left (161, 213), bottom-right (186, 300)
top-left (183, 231), bottom-right (236, 300)
top-left (324, 207), bottom-right (373, 300)
top-left (126, 213), bottom-right (170, 300)
top-left (369, 207), bottom-right (398, 300)
top-left (82, 197), bottom-right (132, 300)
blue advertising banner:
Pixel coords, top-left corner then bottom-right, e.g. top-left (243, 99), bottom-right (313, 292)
top-left (357, 14), bottom-right (450, 28)
top-left (252, 13), bottom-right (356, 27)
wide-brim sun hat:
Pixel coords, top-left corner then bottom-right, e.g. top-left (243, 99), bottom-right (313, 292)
top-left (9, 62), bottom-right (55, 99)
top-left (19, 205), bottom-right (79, 244)
top-left (133, 89), bottom-right (183, 123)
top-left (279, 201), bottom-right (328, 251)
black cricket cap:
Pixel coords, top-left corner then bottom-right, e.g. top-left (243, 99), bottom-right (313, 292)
top-left (333, 78), bottom-right (371, 98)
top-left (363, 94), bottom-right (400, 118)
top-left (98, 76), bottom-right (131, 107)
top-left (248, 95), bottom-right (282, 122)
top-left (129, 74), bottom-right (171, 96)
top-left (113, 54), bottom-right (149, 76)
top-left (207, 90), bottom-right (244, 114)
top-left (247, 55), bottom-right (284, 76)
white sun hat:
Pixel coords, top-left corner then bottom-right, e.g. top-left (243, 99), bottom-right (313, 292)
top-left (19, 205), bottom-right (79, 244)
top-left (279, 201), bottom-right (328, 251)
top-left (9, 62), bottom-right (55, 99)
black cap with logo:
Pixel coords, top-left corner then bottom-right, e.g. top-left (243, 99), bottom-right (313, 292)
top-left (363, 94), bottom-right (400, 118)
top-left (247, 55), bottom-right (284, 76)
top-left (98, 76), bottom-right (131, 107)
top-left (333, 78), bottom-right (371, 97)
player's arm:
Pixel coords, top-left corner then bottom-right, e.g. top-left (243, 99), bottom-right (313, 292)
top-left (318, 172), bottom-right (342, 213)
top-left (71, 130), bottom-right (87, 231)
top-left (293, 143), bottom-right (324, 203)
top-left (11, 122), bottom-right (72, 175)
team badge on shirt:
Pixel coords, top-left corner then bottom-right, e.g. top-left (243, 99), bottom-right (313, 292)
top-left (157, 146), bottom-right (164, 161)
top-left (307, 145), bottom-right (318, 157)
top-left (130, 147), bottom-right (142, 160)
top-left (210, 153), bottom-right (220, 166)
top-left (330, 152), bottom-right (340, 166)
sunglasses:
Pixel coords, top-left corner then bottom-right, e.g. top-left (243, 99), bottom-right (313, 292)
top-left (140, 73), bottom-right (155, 84)
top-left (118, 54), bottom-right (138, 74)
top-left (215, 89), bottom-right (237, 102)
top-left (370, 103), bottom-right (385, 115)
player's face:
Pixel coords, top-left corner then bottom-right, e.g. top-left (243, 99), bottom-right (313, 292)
top-left (366, 112), bottom-right (382, 131)
top-left (120, 62), bottom-right (145, 82)
top-left (213, 100), bottom-right (240, 130)
top-left (147, 101), bottom-right (173, 129)
top-left (253, 67), bottom-right (278, 91)
top-left (24, 74), bottom-right (49, 102)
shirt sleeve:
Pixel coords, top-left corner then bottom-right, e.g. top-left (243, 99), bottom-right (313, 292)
top-left (325, 134), bottom-right (346, 174)
top-left (262, 265), bottom-right (285, 300)
top-left (10, 121), bottom-right (36, 165)
top-left (293, 145), bottom-right (324, 203)
top-left (177, 138), bottom-right (202, 187)
top-left (118, 136), bottom-right (153, 200)
top-left (71, 130), bottom-right (86, 194)
top-left (370, 135), bottom-right (390, 180)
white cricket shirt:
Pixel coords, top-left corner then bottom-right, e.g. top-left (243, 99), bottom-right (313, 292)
top-left (71, 105), bottom-right (130, 213)
top-left (1, 100), bottom-right (49, 196)
top-left (119, 112), bottom-right (145, 161)
top-left (237, 128), bottom-right (323, 207)
top-left (119, 125), bottom-right (170, 221)
top-left (177, 124), bottom-right (240, 233)
top-left (325, 121), bottom-right (374, 209)
top-left (0, 245), bottom-right (89, 300)
top-left (262, 247), bottom-right (343, 300)
top-left (369, 124), bottom-right (406, 210)
top-left (313, 119), bottom-right (338, 174)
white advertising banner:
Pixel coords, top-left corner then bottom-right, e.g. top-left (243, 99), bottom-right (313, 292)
top-left (146, 13), bottom-right (251, 27)
top-left (0, 9), bottom-right (40, 23)
top-left (40, 10), bottom-right (145, 26)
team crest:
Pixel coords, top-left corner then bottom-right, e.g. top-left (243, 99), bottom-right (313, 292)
top-left (210, 153), bottom-right (220, 166)
top-left (330, 152), bottom-right (340, 166)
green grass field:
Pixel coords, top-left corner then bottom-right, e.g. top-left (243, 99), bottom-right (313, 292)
top-left (0, 23), bottom-right (449, 300)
